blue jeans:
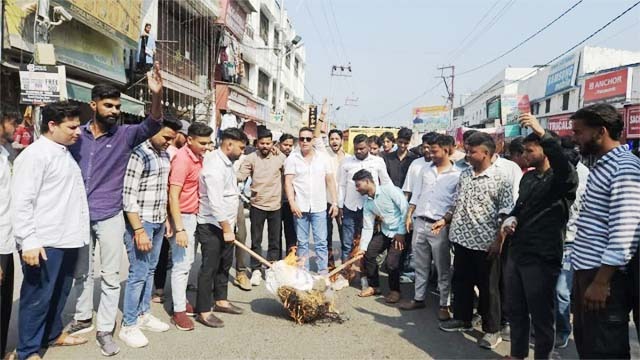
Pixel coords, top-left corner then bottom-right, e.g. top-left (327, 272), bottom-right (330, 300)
top-left (18, 248), bottom-right (78, 360)
top-left (294, 211), bottom-right (328, 274)
top-left (340, 207), bottom-right (363, 262)
top-left (555, 246), bottom-right (573, 341)
top-left (122, 221), bottom-right (165, 326)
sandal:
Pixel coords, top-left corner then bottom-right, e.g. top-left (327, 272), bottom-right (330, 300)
top-left (51, 333), bottom-right (87, 347)
top-left (357, 287), bottom-right (380, 297)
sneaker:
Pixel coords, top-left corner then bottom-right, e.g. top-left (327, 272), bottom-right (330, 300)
top-left (118, 325), bottom-right (148, 349)
top-left (138, 313), bottom-right (170, 333)
top-left (555, 335), bottom-right (569, 349)
top-left (332, 274), bottom-right (350, 291)
top-left (97, 331), bottom-right (121, 356)
top-left (234, 272), bottom-right (252, 291)
top-left (478, 332), bottom-right (503, 349)
top-left (250, 270), bottom-right (262, 286)
top-left (439, 319), bottom-right (473, 332)
top-left (171, 312), bottom-right (194, 331)
top-left (399, 275), bottom-right (414, 284)
top-left (501, 324), bottom-right (511, 342)
top-left (185, 302), bottom-right (196, 317)
top-left (63, 319), bottom-right (94, 336)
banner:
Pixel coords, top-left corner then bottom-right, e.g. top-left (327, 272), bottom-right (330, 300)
top-left (412, 105), bottom-right (450, 132)
top-left (502, 94), bottom-right (530, 125)
top-left (584, 68), bottom-right (629, 106)
top-left (626, 105), bottom-right (640, 140)
top-left (545, 53), bottom-right (579, 96)
top-left (19, 64), bottom-right (66, 104)
top-left (547, 114), bottom-right (574, 137)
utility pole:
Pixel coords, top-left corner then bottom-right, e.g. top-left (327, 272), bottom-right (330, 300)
top-left (273, 0), bottom-right (285, 128)
top-left (328, 63), bottom-right (352, 129)
top-left (32, 0), bottom-right (52, 139)
top-left (437, 65), bottom-right (455, 107)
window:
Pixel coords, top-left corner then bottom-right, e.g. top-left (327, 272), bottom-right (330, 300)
top-left (271, 82), bottom-right (277, 109)
top-left (545, 99), bottom-right (551, 113)
top-left (532, 102), bottom-right (540, 115)
top-left (294, 58), bottom-right (299, 77)
top-left (285, 53), bottom-right (291, 68)
top-left (258, 71), bottom-right (269, 101)
top-left (273, 30), bottom-right (279, 55)
top-left (562, 92), bottom-right (570, 111)
top-left (259, 12), bottom-right (269, 45)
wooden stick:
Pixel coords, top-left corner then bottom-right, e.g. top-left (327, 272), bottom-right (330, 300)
top-left (233, 240), bottom-right (272, 268)
top-left (327, 254), bottom-right (363, 279)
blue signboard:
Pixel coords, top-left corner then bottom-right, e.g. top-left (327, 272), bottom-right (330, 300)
top-left (545, 54), bottom-right (578, 96)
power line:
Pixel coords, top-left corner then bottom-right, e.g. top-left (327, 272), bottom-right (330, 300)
top-left (327, 0), bottom-right (350, 63)
top-left (457, 0), bottom-right (584, 77)
top-left (445, 0), bottom-right (501, 63)
top-left (319, 0), bottom-right (346, 62)
top-left (370, 82), bottom-right (442, 122)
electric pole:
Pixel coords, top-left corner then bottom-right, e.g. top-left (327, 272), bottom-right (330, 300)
top-left (273, 0), bottom-right (285, 127)
top-left (437, 65), bottom-right (455, 107)
top-left (328, 63), bottom-right (352, 129)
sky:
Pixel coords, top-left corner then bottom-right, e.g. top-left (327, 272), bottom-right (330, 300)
top-left (284, 0), bottom-right (640, 128)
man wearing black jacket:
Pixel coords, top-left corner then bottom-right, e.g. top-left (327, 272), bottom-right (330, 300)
top-left (501, 114), bottom-right (578, 359)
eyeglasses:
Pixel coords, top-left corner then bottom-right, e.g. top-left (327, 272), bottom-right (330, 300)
top-left (299, 137), bottom-right (313, 143)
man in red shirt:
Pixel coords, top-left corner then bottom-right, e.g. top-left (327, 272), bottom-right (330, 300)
top-left (12, 110), bottom-right (34, 151)
top-left (167, 122), bottom-right (213, 330)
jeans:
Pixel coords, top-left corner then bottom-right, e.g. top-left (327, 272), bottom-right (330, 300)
top-left (294, 211), bottom-right (328, 274)
top-left (506, 256), bottom-right (560, 359)
top-left (250, 206), bottom-right (282, 270)
top-left (122, 221), bottom-right (165, 326)
top-left (195, 224), bottom-right (234, 313)
top-left (555, 246), bottom-right (573, 342)
top-left (70, 211), bottom-right (125, 332)
top-left (0, 254), bottom-right (14, 358)
top-left (573, 268), bottom-right (632, 359)
top-left (235, 200), bottom-right (249, 272)
top-left (281, 202), bottom-right (297, 256)
top-left (451, 243), bottom-right (501, 334)
top-left (340, 207), bottom-right (363, 262)
top-left (18, 248), bottom-right (78, 360)
top-left (364, 233), bottom-right (403, 292)
top-left (170, 214), bottom-right (197, 313)
top-left (412, 218), bottom-right (450, 306)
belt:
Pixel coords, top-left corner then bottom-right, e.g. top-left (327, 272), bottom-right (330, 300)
top-left (417, 216), bottom-right (438, 223)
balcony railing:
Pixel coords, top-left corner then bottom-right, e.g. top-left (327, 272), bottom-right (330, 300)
top-left (156, 43), bottom-right (200, 83)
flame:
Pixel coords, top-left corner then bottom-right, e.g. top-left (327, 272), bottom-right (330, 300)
top-left (284, 246), bottom-right (298, 266)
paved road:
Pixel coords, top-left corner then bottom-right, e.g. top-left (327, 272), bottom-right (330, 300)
top-left (5, 219), bottom-right (639, 359)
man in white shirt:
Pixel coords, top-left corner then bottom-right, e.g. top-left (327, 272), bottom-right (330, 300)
top-left (401, 135), bottom-right (460, 322)
top-left (0, 119), bottom-right (14, 358)
top-left (11, 102), bottom-right (90, 359)
top-left (338, 134), bottom-right (391, 261)
top-left (402, 132), bottom-right (439, 198)
top-left (285, 127), bottom-right (338, 274)
top-left (195, 128), bottom-right (247, 328)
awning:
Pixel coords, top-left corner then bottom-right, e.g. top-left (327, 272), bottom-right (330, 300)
top-left (66, 79), bottom-right (145, 116)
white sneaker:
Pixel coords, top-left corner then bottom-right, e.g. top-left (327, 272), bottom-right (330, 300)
top-left (138, 313), bottom-right (170, 333)
top-left (250, 270), bottom-right (262, 286)
top-left (118, 325), bottom-right (148, 348)
top-left (332, 274), bottom-right (350, 291)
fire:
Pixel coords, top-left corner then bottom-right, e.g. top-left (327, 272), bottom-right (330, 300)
top-left (284, 246), bottom-right (298, 266)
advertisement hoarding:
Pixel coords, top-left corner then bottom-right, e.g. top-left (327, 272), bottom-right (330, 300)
top-left (412, 105), bottom-right (450, 132)
top-left (583, 68), bottom-right (630, 106)
top-left (545, 53), bottom-right (579, 96)
top-left (547, 113), bottom-right (574, 137)
top-left (19, 65), bottom-right (67, 104)
top-left (626, 105), bottom-right (640, 140)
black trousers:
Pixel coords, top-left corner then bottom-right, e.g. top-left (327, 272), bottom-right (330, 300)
top-left (250, 206), bottom-right (282, 270)
top-left (573, 267), bottom-right (633, 359)
top-left (451, 243), bottom-right (501, 333)
top-left (327, 203), bottom-right (343, 268)
top-left (364, 233), bottom-right (403, 292)
top-left (0, 254), bottom-right (13, 358)
top-left (506, 255), bottom-right (560, 359)
top-left (500, 238), bottom-right (511, 325)
top-left (195, 224), bottom-right (233, 313)
top-left (153, 237), bottom-right (171, 290)
top-left (281, 203), bottom-right (297, 256)
top-left (630, 248), bottom-right (639, 338)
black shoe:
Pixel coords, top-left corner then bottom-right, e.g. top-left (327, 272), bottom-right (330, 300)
top-left (196, 314), bottom-right (224, 328)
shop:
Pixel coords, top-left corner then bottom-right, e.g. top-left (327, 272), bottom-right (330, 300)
top-left (215, 82), bottom-right (268, 140)
top-left (624, 104), bottom-right (640, 153)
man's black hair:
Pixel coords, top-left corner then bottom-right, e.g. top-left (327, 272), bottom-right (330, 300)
top-left (329, 129), bottom-right (343, 139)
top-left (427, 134), bottom-right (453, 148)
top-left (367, 135), bottom-right (382, 146)
top-left (523, 129), bottom-right (559, 145)
top-left (162, 117), bottom-right (183, 132)
top-left (380, 131), bottom-right (395, 143)
top-left (188, 122), bottom-right (213, 137)
top-left (279, 133), bottom-right (295, 143)
top-left (352, 169), bottom-right (374, 182)
top-left (508, 137), bottom-right (525, 155)
top-left (421, 131), bottom-right (439, 144)
top-left (353, 134), bottom-right (368, 145)
top-left (41, 101), bottom-right (81, 133)
top-left (1, 112), bottom-right (19, 125)
top-left (462, 129), bottom-right (479, 142)
top-left (570, 103), bottom-right (624, 140)
top-left (299, 127), bottom-right (313, 135)
top-left (221, 127), bottom-right (248, 144)
top-left (442, 135), bottom-right (456, 148)
top-left (466, 132), bottom-right (496, 155)
top-left (397, 127), bottom-right (412, 141)
top-left (257, 128), bottom-right (273, 141)
top-left (560, 136), bottom-right (581, 166)
top-left (91, 84), bottom-right (121, 101)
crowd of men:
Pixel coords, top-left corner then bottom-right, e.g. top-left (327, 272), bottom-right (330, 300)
top-left (0, 63), bottom-right (638, 360)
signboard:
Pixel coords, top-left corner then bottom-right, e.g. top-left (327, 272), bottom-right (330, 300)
top-left (545, 54), bottom-right (578, 96)
top-left (308, 105), bottom-right (318, 128)
top-left (487, 98), bottom-right (500, 120)
top-left (626, 105), bottom-right (640, 140)
top-left (412, 105), bottom-right (450, 132)
top-left (584, 68), bottom-right (629, 106)
top-left (502, 94), bottom-right (530, 125)
top-left (19, 65), bottom-right (66, 104)
top-left (504, 124), bottom-right (521, 138)
top-left (53, 0), bottom-right (142, 48)
top-left (547, 114), bottom-right (574, 137)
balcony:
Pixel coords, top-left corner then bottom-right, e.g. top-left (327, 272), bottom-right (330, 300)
top-left (155, 44), bottom-right (200, 84)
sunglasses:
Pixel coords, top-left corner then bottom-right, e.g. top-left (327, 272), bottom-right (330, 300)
top-left (299, 137), bottom-right (313, 143)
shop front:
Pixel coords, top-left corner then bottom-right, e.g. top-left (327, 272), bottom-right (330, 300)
top-left (215, 82), bottom-right (268, 140)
